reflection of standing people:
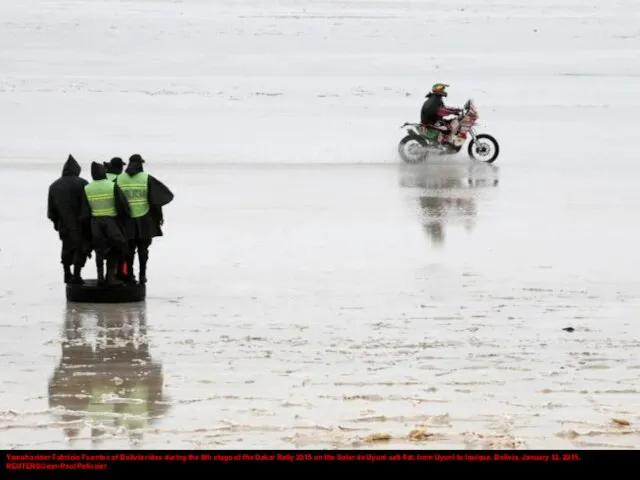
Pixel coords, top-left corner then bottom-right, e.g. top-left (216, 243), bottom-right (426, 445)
top-left (80, 162), bottom-right (131, 285)
top-left (47, 154), bottom-right (92, 284)
top-left (48, 306), bottom-right (94, 444)
top-left (48, 304), bottom-right (169, 447)
top-left (116, 154), bottom-right (174, 284)
top-left (88, 305), bottom-right (166, 444)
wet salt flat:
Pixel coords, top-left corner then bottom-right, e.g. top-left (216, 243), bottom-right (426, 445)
top-left (1, 0), bottom-right (640, 450)
top-left (2, 160), bottom-right (640, 450)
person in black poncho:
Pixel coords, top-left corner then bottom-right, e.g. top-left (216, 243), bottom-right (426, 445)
top-left (47, 154), bottom-right (92, 284)
top-left (116, 154), bottom-right (174, 285)
top-left (103, 156), bottom-right (128, 279)
top-left (80, 162), bottom-right (131, 286)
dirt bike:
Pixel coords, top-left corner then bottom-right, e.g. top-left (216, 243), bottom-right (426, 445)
top-left (398, 99), bottom-right (500, 164)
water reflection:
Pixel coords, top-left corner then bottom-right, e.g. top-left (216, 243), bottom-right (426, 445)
top-left (398, 160), bottom-right (499, 246)
top-left (48, 303), bottom-right (169, 447)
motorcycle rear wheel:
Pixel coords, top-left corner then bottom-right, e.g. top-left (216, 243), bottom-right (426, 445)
top-left (468, 134), bottom-right (499, 163)
top-left (398, 135), bottom-right (429, 164)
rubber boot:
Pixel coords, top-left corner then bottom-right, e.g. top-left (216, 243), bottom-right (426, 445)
top-left (96, 255), bottom-right (105, 286)
top-left (115, 256), bottom-right (124, 281)
top-left (71, 263), bottom-right (85, 285)
top-left (125, 254), bottom-right (136, 284)
top-left (138, 249), bottom-right (148, 285)
top-left (63, 264), bottom-right (72, 284)
top-left (106, 256), bottom-right (124, 286)
top-left (116, 255), bottom-right (128, 281)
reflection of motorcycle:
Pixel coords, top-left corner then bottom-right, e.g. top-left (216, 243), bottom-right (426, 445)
top-left (48, 304), bottom-right (169, 447)
top-left (398, 161), bottom-right (499, 247)
top-left (398, 99), bottom-right (500, 164)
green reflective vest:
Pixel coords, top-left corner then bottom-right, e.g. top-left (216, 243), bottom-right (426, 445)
top-left (119, 384), bottom-right (149, 430)
top-left (84, 179), bottom-right (117, 217)
top-left (88, 383), bottom-right (117, 429)
top-left (117, 172), bottom-right (149, 218)
top-left (106, 172), bottom-right (117, 182)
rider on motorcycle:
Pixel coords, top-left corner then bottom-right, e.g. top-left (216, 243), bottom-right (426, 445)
top-left (420, 83), bottom-right (462, 141)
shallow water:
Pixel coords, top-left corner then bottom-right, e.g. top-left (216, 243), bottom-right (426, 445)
top-left (1, 0), bottom-right (639, 450)
top-left (1, 160), bottom-right (639, 449)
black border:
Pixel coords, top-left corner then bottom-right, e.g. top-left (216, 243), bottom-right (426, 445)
top-left (1, 449), bottom-right (628, 472)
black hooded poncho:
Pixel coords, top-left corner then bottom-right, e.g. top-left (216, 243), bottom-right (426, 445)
top-left (106, 157), bottom-right (125, 176)
top-left (47, 155), bottom-right (91, 243)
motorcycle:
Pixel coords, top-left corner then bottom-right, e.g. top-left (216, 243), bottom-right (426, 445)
top-left (398, 99), bottom-right (500, 164)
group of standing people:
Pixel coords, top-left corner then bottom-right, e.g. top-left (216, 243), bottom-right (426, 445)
top-left (47, 154), bottom-right (174, 286)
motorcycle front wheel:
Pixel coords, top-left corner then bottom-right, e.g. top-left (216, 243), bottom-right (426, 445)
top-left (468, 134), bottom-right (499, 163)
top-left (398, 135), bottom-right (429, 164)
